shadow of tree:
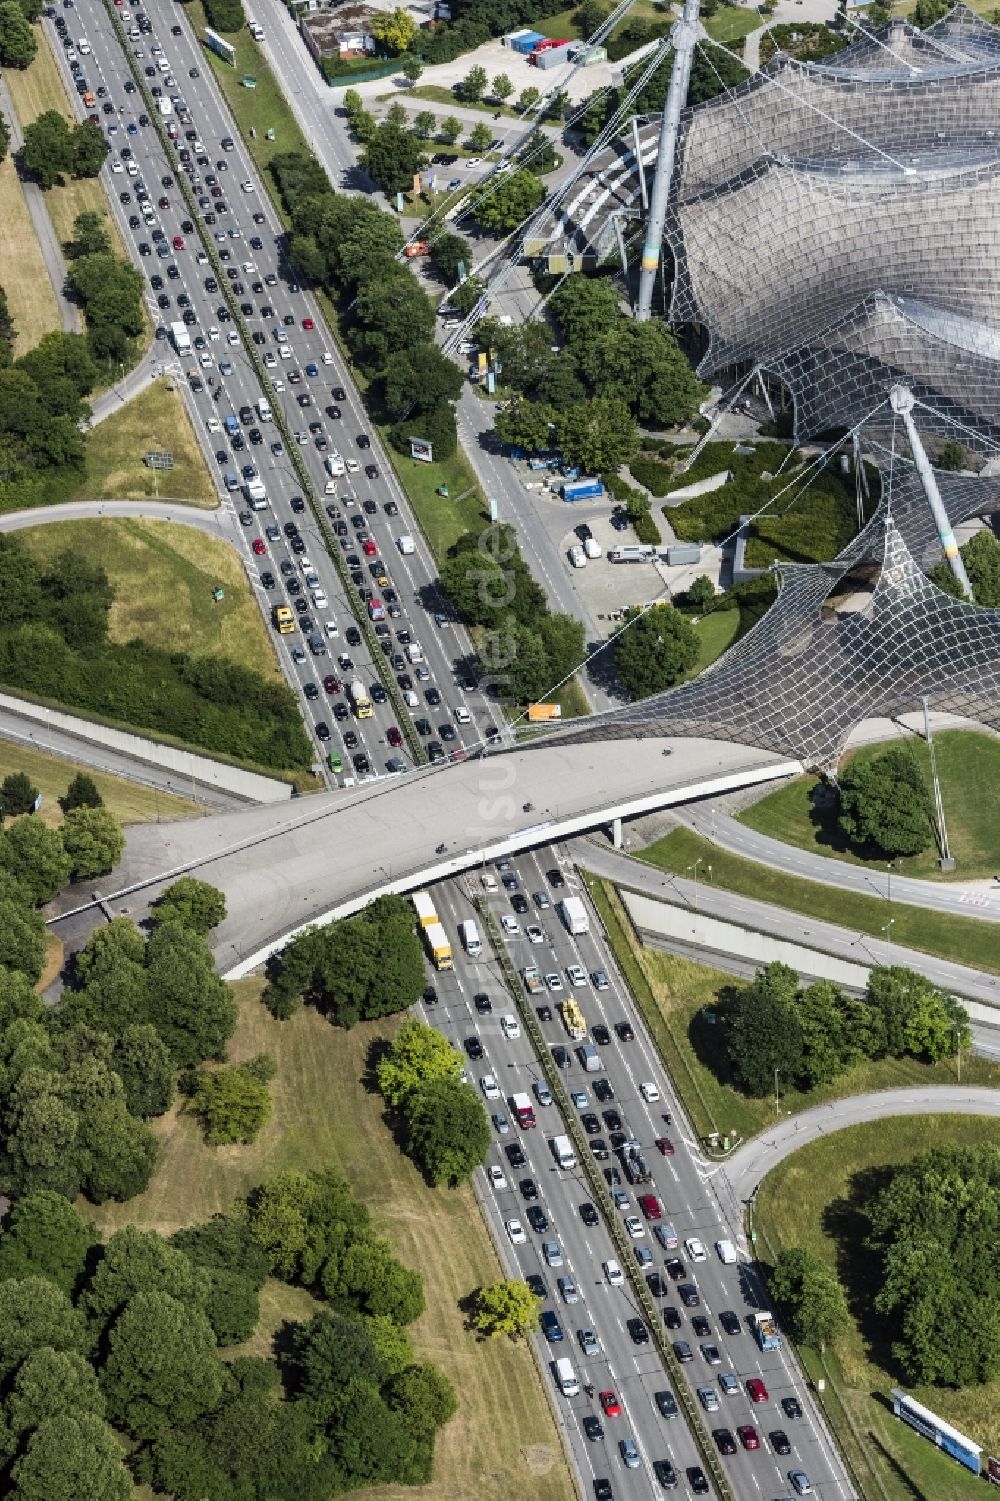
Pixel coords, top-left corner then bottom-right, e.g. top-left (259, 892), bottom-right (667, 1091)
top-left (822, 1162), bottom-right (899, 1375)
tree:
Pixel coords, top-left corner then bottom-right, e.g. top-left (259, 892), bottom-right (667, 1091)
top-left (936, 438), bottom-right (966, 471)
top-left (151, 877), bottom-right (227, 934)
top-left (550, 276), bottom-right (621, 348)
top-left (0, 111), bottom-right (10, 166)
top-left (615, 603), bottom-right (698, 699)
top-left (724, 962), bottom-right (804, 1097)
top-left (9, 1411), bottom-right (132, 1501)
top-left (61, 805), bottom-right (124, 878)
top-left (517, 85), bottom-right (540, 114)
top-left (0, 899), bottom-right (46, 982)
top-left (575, 0), bottom-right (610, 32)
top-left (401, 56), bottom-right (423, 86)
top-left (837, 746), bottom-right (931, 858)
top-left (0, 817), bottom-right (72, 904)
top-left (412, 108), bottom-right (435, 137)
top-left (143, 921), bottom-right (238, 1067)
top-left (459, 64), bottom-right (488, 102)
top-left (65, 211), bottom-right (111, 261)
top-left (203, 0), bottom-right (244, 29)
top-left (577, 320), bottom-right (705, 427)
top-left (494, 398), bottom-right (554, 455)
top-left (468, 120), bottom-right (493, 154)
top-left (6, 1347), bottom-right (106, 1437)
top-left (865, 965), bottom-right (969, 1062)
top-left (333, 1236), bottom-right (425, 1323)
top-left (342, 88), bottom-right (364, 118)
top-left (21, 110), bottom-right (73, 187)
top-left (0, 287), bottom-right (15, 363)
top-left (382, 342), bottom-right (463, 420)
top-left (794, 980), bottom-right (854, 1088)
top-left (190, 1058), bottom-right (274, 1145)
top-left (470, 168), bottom-right (544, 231)
top-left (470, 1278), bottom-right (541, 1338)
top-left (101, 1290), bottom-right (224, 1440)
top-left (0, 1), bottom-right (37, 67)
top-left (0, 1276), bottom-right (86, 1380)
top-left (60, 772), bottom-right (103, 812)
top-left (351, 267), bottom-right (435, 371)
top-left (962, 528), bottom-right (1000, 607)
top-left (440, 115), bottom-right (462, 144)
top-left (71, 119), bottom-right (108, 178)
top-left (553, 394), bottom-right (638, 473)
top-left (913, 0), bottom-right (948, 23)
top-left (359, 121), bottom-right (427, 197)
top-left (405, 1076), bottom-right (490, 1186)
top-left (0, 771), bottom-right (38, 816)
top-left (78, 1098), bottom-right (158, 1204)
top-left (430, 230), bottom-right (470, 284)
top-left (491, 72), bottom-right (513, 103)
top-left (376, 1017), bottom-right (464, 1109)
top-left (384, 1361), bottom-right (457, 1440)
top-left (0, 1191), bottom-right (96, 1294)
top-left (770, 1247), bottom-right (849, 1351)
top-left (111, 1025), bottom-right (174, 1118)
top-left (372, 6), bottom-right (417, 52)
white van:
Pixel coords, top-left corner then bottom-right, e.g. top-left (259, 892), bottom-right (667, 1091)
top-left (459, 919), bottom-right (481, 957)
top-left (256, 396), bottom-right (272, 422)
top-left (715, 1238), bottom-right (738, 1265)
top-left (552, 1357), bottom-right (580, 1398)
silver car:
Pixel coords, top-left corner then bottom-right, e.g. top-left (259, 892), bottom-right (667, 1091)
top-left (619, 1437), bottom-right (641, 1470)
top-left (558, 1275), bottom-right (579, 1304)
top-left (543, 1240), bottom-right (563, 1267)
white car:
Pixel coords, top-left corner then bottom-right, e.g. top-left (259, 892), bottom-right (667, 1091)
top-left (526, 925), bottom-right (544, 945)
top-left (640, 1081), bottom-right (660, 1103)
top-left (488, 1164), bottom-right (508, 1191)
top-left (279, 344), bottom-right (294, 359)
top-left (544, 973), bottom-right (563, 993)
top-left (227, 330), bottom-right (239, 345)
top-left (199, 352), bottom-right (212, 368)
top-left (500, 915), bottom-right (520, 936)
top-left (111, 161), bottom-right (124, 174)
top-left (506, 1218), bottom-right (526, 1245)
top-left (685, 1237), bottom-right (708, 1263)
top-left (241, 180), bottom-right (255, 193)
top-left (455, 705), bottom-right (471, 723)
top-left (263, 351), bottom-right (277, 368)
top-left (321, 351), bottom-right (334, 364)
top-left (208, 325), bottom-right (220, 341)
top-left (624, 1216), bottom-right (646, 1239)
top-left (323, 619), bottom-right (339, 638)
top-left (480, 1074), bottom-right (501, 1102)
top-left (480, 872), bottom-right (498, 892)
top-left (566, 964), bottom-right (587, 987)
top-left (500, 1014), bottom-right (521, 1040)
top-left (603, 1258), bottom-right (624, 1286)
top-left (346, 457), bottom-right (360, 473)
top-left (464, 157), bottom-right (481, 168)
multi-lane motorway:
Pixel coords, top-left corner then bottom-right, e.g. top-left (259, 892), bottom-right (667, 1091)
top-left (421, 852), bottom-right (854, 1501)
top-left (49, 0), bottom-right (499, 785)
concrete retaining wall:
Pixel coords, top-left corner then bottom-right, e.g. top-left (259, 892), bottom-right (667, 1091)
top-left (0, 692), bottom-right (292, 804)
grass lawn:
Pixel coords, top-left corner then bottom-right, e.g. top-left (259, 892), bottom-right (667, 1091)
top-left (0, 156), bottom-right (60, 355)
top-left (67, 381), bottom-right (216, 506)
top-left (0, 738), bottom-right (198, 827)
top-left (684, 608), bottom-right (740, 679)
top-left (21, 518), bottom-right (281, 681)
top-left (755, 1115), bottom-right (1000, 1501)
top-left (637, 825), bottom-right (1000, 975)
top-left (740, 730), bottom-right (1000, 884)
top-left (552, 675), bottom-right (591, 718)
top-left (583, 875), bottom-right (998, 1144)
top-left (387, 439), bottom-right (488, 562)
top-left (406, 84), bottom-right (520, 120)
top-left (95, 987), bottom-right (574, 1501)
top-left (703, 5), bottom-right (760, 46)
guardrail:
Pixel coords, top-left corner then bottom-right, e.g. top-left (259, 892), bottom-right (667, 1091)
top-left (472, 895), bottom-right (737, 1501)
top-left (98, 0), bottom-right (425, 769)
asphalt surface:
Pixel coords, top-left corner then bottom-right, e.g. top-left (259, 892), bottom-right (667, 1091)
top-left (88, 344), bottom-right (162, 423)
top-left (423, 850), bottom-right (854, 1501)
top-left (51, 0), bottom-right (501, 793)
top-left (0, 74), bottom-right (81, 333)
top-left (0, 497), bottom-right (240, 540)
top-left (579, 843), bottom-right (1000, 1008)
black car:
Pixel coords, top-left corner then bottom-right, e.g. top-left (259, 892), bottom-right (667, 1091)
top-left (583, 1415), bottom-right (605, 1443)
top-left (627, 1318), bottom-right (649, 1346)
top-left (506, 1141), bottom-right (526, 1169)
top-left (593, 1079), bottom-right (614, 1103)
top-left (547, 868), bottom-right (565, 888)
top-left (259, 571), bottom-right (274, 589)
top-left (333, 386), bottom-right (346, 400)
top-left (365, 463), bottom-right (379, 479)
top-left (647, 1272), bottom-right (666, 1298)
top-left (615, 1021), bottom-right (635, 1041)
top-left (343, 730), bottom-right (358, 751)
top-left (603, 1167), bottom-right (621, 1187)
top-left (602, 1109), bottom-right (622, 1132)
top-left (315, 722), bottom-right (330, 741)
top-left (511, 893), bottom-right (529, 914)
top-left (678, 1284), bottom-right (701, 1308)
top-left (672, 1340), bottom-right (693, 1363)
top-left (525, 1205), bottom-right (548, 1233)
top-left (474, 993), bottom-right (492, 1013)
top-left (687, 1471), bottom-right (708, 1498)
top-left (353, 753), bottom-right (371, 775)
top-left (525, 1272), bottom-right (545, 1298)
top-left (713, 1429), bottom-right (736, 1456)
top-left (581, 1114), bottom-right (600, 1135)
top-left (551, 1046), bottom-right (569, 1069)
top-left (304, 682), bottom-right (318, 700)
top-left (536, 1005), bottom-right (552, 1023)
top-left (345, 626), bottom-right (361, 647)
top-left (781, 1397), bottom-right (803, 1420)
top-left (665, 1259), bottom-right (686, 1281)
top-left (464, 1036), bottom-right (483, 1059)
top-left (333, 701), bottom-right (349, 721)
top-left (519, 1178), bottom-right (538, 1202)
top-left (580, 1201), bottom-right (599, 1226)
top-left (652, 1459), bottom-right (678, 1491)
top-left (655, 1389), bottom-right (678, 1419)
top-left (589, 1138), bottom-right (609, 1160)
top-left (662, 1305), bottom-right (682, 1330)
top-left (692, 1315), bottom-right (711, 1338)
top-left (592, 1024), bottom-right (612, 1046)
top-left (769, 1430), bottom-right (791, 1455)
top-left (719, 1310), bottom-right (742, 1337)
top-left (594, 1482), bottom-right (612, 1501)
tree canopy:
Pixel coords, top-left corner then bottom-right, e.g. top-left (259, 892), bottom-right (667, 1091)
top-left (615, 604), bottom-right (698, 699)
top-left (837, 746), bottom-right (932, 858)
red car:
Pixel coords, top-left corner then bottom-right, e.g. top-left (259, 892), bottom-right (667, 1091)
top-left (737, 1425), bottom-right (760, 1451)
top-left (323, 674), bottom-right (341, 694)
top-left (655, 1137), bottom-right (675, 1156)
top-left (172, 234), bottom-right (184, 250)
top-left (638, 1193), bottom-right (662, 1221)
top-left (302, 316), bottom-right (315, 330)
top-left (387, 726), bottom-right (402, 747)
top-left (251, 537), bottom-right (266, 555)
top-left (362, 538), bottom-right (377, 557)
top-left (599, 1390), bottom-right (621, 1418)
top-left (746, 1378), bottom-right (769, 1404)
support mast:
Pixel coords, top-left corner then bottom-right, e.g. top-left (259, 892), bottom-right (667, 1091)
top-left (636, 0), bottom-right (700, 322)
top-left (889, 385), bottom-right (973, 600)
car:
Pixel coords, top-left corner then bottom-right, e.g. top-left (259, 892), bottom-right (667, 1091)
top-left (500, 1013), bottom-right (521, 1039)
top-left (259, 571), bottom-right (274, 589)
top-left (623, 1216), bottom-right (645, 1239)
top-left (594, 1482), bottom-right (612, 1501)
top-left (525, 1272), bottom-right (545, 1299)
top-left (697, 1386), bottom-right (719, 1413)
top-left (700, 1344), bottom-right (722, 1366)
top-left (719, 1309), bottom-right (741, 1336)
top-left (551, 1046), bottom-right (569, 1069)
top-left (598, 1389), bottom-right (622, 1418)
top-left (566, 963), bottom-right (587, 987)
top-left (540, 1310), bottom-right (563, 1343)
top-left (557, 1275), bottom-right (578, 1304)
top-left (662, 1305), bottom-right (682, 1330)
top-left (492, 1112), bottom-right (510, 1135)
top-left (619, 1438), bottom-right (640, 1470)
top-left (718, 1372), bottom-right (739, 1397)
top-left (713, 1428), bottom-right (736, 1456)
top-left (581, 1113), bottom-right (600, 1135)
top-left (590, 1138), bottom-right (609, 1161)
top-left (639, 1193), bottom-right (662, 1221)
top-left (302, 315), bottom-right (314, 329)
top-left (615, 1021), bottom-right (635, 1041)
top-left (679, 1284), bottom-right (700, 1308)
top-left (652, 1458), bottom-right (678, 1490)
top-left (655, 1223), bottom-right (680, 1251)
top-left (464, 1036), bottom-right (483, 1060)
top-left (603, 1259), bottom-right (624, 1286)
top-left (747, 1377), bottom-right (769, 1403)
top-left (387, 725), bottom-right (402, 748)
top-left (519, 1178), bottom-right (537, 1201)
top-left (693, 1317), bottom-right (712, 1341)
top-left (687, 1468), bottom-right (709, 1496)
top-left (789, 1472), bottom-right (813, 1496)
top-left (570, 1090), bottom-right (589, 1109)
top-left (655, 1137), bottom-right (675, 1156)
top-left (544, 972), bottom-right (563, 993)
top-left (627, 1318), bottom-right (649, 1346)
top-left (547, 868), bottom-right (566, 888)
top-left (639, 1081), bottom-right (660, 1103)
top-left (526, 925), bottom-right (545, 944)
top-left (480, 1074), bottom-right (500, 1102)
top-left (770, 1429), bottom-right (791, 1454)
top-left (542, 1240), bottom-right (562, 1267)
top-left (505, 1218), bottom-right (525, 1245)
top-left (511, 892), bottom-right (529, 914)
top-left (474, 992), bottom-right (492, 1013)
top-left (582, 1414), bottom-right (604, 1442)
top-left (654, 1388), bottom-right (679, 1419)
top-left (782, 1397), bottom-right (803, 1420)
top-left (500, 915), bottom-right (520, 937)
top-left (251, 538), bottom-right (266, 555)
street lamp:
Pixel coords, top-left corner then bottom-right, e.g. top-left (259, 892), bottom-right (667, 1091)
top-left (881, 917), bottom-right (895, 962)
top-left (686, 858), bottom-right (702, 905)
top-left (774, 1066), bottom-right (780, 1119)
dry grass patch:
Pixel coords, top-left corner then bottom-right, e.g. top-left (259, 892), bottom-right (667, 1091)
top-left (0, 156), bottom-right (60, 353)
top-left (70, 381), bottom-right (216, 505)
top-left (0, 736), bottom-right (199, 826)
top-left (93, 988), bottom-right (573, 1501)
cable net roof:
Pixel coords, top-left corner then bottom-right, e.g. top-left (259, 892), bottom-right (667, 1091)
top-left (667, 4), bottom-right (1000, 446)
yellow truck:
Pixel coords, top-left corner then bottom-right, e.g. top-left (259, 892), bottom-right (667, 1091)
top-left (412, 891), bottom-right (438, 928)
top-left (424, 921), bottom-right (452, 971)
top-left (271, 604), bottom-right (295, 634)
top-left (560, 998), bottom-right (586, 1040)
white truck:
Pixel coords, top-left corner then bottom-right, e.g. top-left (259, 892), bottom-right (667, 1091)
top-left (248, 18), bottom-right (264, 38)
top-left (396, 534), bottom-right (415, 555)
top-left (256, 396), bottom-right (272, 422)
top-left (158, 96), bottom-right (173, 116)
top-left (405, 641), bottom-right (424, 664)
top-left (558, 896), bottom-right (589, 936)
top-left (550, 1135), bottom-right (577, 1170)
top-left (170, 320), bottom-right (191, 355)
top-left (459, 918), bottom-right (482, 957)
top-left (244, 476), bottom-right (267, 507)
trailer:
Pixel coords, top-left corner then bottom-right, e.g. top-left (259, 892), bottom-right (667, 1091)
top-left (619, 1138), bottom-right (652, 1184)
top-left (411, 891), bottom-right (438, 928)
top-left (424, 921), bottom-right (452, 971)
top-left (752, 1312), bottom-right (781, 1351)
top-left (170, 320), bottom-right (191, 355)
top-left (558, 897), bottom-right (589, 936)
top-left (561, 478), bottom-right (604, 502)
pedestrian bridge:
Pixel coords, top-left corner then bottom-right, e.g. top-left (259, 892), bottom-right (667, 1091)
top-left (60, 736), bottom-right (800, 977)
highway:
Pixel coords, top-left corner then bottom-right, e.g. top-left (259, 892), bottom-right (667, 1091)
top-left (50, 0), bottom-right (499, 790)
top-left (421, 851), bottom-right (854, 1501)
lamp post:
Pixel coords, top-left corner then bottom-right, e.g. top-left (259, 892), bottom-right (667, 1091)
top-left (774, 1066), bottom-right (780, 1119)
top-left (686, 858), bottom-right (702, 906)
top-left (881, 917), bottom-right (895, 962)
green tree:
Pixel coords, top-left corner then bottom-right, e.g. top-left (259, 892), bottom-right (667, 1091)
top-left (143, 921), bottom-right (238, 1067)
top-left (0, 111), bottom-right (10, 166)
top-left (459, 64), bottom-right (488, 102)
top-left (21, 110), bottom-right (73, 187)
top-left (615, 603), bottom-right (698, 699)
top-left (0, 817), bottom-right (72, 904)
top-left (0, 1), bottom-right (37, 68)
top-left (837, 746), bottom-right (932, 858)
top-left (382, 342), bottom-right (463, 419)
top-left (359, 121), bottom-right (427, 197)
top-left (376, 1017), bottom-right (464, 1109)
top-left (101, 1290), bottom-right (224, 1440)
top-left (372, 6), bottom-right (417, 52)
top-left (402, 56), bottom-right (423, 87)
top-left (0, 1191), bottom-right (96, 1294)
top-left (575, 0), bottom-right (610, 31)
top-left (405, 1076), bottom-right (490, 1186)
top-left (577, 319), bottom-right (705, 426)
top-left (78, 1097), bottom-right (158, 1204)
top-left (468, 120), bottom-right (493, 154)
top-left (0, 287), bottom-right (15, 362)
top-left (59, 772), bottom-right (103, 812)
top-left (6, 1347), bottom-right (105, 1436)
top-left (517, 85), bottom-right (540, 114)
top-left (450, 273), bottom-right (484, 316)
top-left (553, 394), bottom-right (637, 472)
top-left (470, 168), bottom-right (544, 231)
top-left (65, 211), bottom-right (111, 261)
top-left (724, 962), bottom-right (804, 1097)
top-left (550, 276), bottom-right (621, 348)
top-left (865, 965), bottom-right (969, 1061)
top-left (71, 119), bottom-right (108, 178)
top-left (351, 266), bottom-right (435, 372)
top-left (912, 0), bottom-right (948, 23)
top-left (342, 87), bottom-right (364, 117)
top-left (430, 230), bottom-right (470, 284)
top-left (190, 1058), bottom-right (274, 1145)
top-left (105, 1028), bottom-right (171, 1124)
top-left (333, 1236), bottom-right (425, 1323)
top-left (0, 771), bottom-right (39, 816)
top-left (936, 438), bottom-right (966, 471)
top-left (0, 899), bottom-right (46, 983)
top-left (470, 1278), bottom-right (541, 1338)
top-left (769, 1247), bottom-right (850, 1351)
top-left (0, 1275), bottom-right (86, 1379)
top-left (384, 1361), bottom-right (457, 1440)
top-left (962, 528), bottom-right (1000, 607)
top-left (413, 108), bottom-right (435, 137)
top-left (61, 805), bottom-right (124, 878)
top-left (151, 877), bottom-right (227, 934)
top-left (539, 611), bottom-right (586, 687)
top-left (491, 72), bottom-right (513, 103)
top-left (794, 980), bottom-right (854, 1088)
top-left (440, 115), bottom-right (462, 144)
top-left (494, 397), bottom-right (554, 454)
top-left (9, 1411), bottom-right (132, 1501)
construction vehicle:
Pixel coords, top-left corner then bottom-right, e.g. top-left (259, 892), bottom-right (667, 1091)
top-left (752, 1312), bottom-right (781, 1351)
top-left (560, 998), bottom-right (586, 1040)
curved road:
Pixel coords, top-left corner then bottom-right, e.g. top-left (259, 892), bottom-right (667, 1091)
top-left (721, 1086), bottom-right (1000, 1202)
top-left (0, 498), bottom-right (236, 543)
